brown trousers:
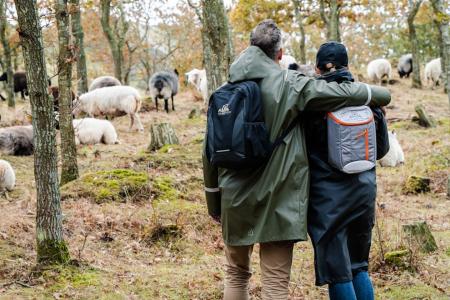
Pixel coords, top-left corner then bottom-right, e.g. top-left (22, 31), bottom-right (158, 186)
top-left (224, 241), bottom-right (294, 300)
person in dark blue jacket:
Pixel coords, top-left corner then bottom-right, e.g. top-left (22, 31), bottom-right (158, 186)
top-left (305, 42), bottom-right (388, 300)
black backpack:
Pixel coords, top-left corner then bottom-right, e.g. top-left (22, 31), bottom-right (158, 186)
top-left (206, 81), bottom-right (298, 170)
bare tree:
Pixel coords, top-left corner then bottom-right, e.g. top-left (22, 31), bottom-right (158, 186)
top-left (0, 0), bottom-right (15, 107)
top-left (56, 0), bottom-right (79, 185)
top-left (319, 0), bottom-right (342, 42)
top-left (200, 0), bottom-right (234, 97)
top-left (407, 0), bottom-right (423, 88)
top-left (69, 0), bottom-right (88, 94)
top-left (430, 0), bottom-right (449, 100)
top-left (293, 0), bottom-right (306, 64)
top-left (100, 0), bottom-right (129, 83)
top-left (14, 0), bottom-right (69, 264)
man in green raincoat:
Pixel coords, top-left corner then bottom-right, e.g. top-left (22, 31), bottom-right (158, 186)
top-left (202, 19), bottom-right (391, 300)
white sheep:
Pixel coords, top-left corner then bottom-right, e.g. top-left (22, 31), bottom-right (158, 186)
top-left (185, 68), bottom-right (208, 104)
top-left (279, 54), bottom-right (297, 69)
top-left (379, 131), bottom-right (405, 167)
top-left (0, 160), bottom-right (15, 195)
top-left (89, 76), bottom-right (121, 91)
top-left (73, 118), bottom-right (119, 145)
top-left (0, 125), bottom-right (34, 156)
top-left (424, 58), bottom-right (442, 89)
top-left (367, 58), bottom-right (392, 85)
top-left (73, 86), bottom-right (143, 132)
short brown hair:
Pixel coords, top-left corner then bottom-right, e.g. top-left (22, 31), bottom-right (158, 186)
top-left (250, 19), bottom-right (282, 60)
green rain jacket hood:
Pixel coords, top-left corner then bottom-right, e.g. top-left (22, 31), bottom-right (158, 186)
top-left (203, 46), bottom-right (391, 246)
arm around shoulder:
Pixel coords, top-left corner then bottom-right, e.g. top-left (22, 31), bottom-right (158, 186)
top-left (368, 84), bottom-right (391, 107)
top-left (299, 79), bottom-right (371, 111)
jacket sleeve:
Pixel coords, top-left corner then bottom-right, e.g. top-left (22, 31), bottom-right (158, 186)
top-left (298, 79), bottom-right (391, 111)
top-left (202, 135), bottom-right (221, 217)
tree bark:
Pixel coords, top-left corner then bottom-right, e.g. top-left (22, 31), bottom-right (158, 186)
top-left (0, 0), bottom-right (15, 107)
top-left (148, 123), bottom-right (179, 151)
top-left (319, 0), bottom-right (341, 42)
top-left (14, 0), bottom-right (69, 264)
top-left (100, 0), bottom-right (128, 83)
top-left (407, 0), bottom-right (423, 89)
top-left (430, 0), bottom-right (449, 101)
top-left (201, 0), bottom-right (234, 98)
top-left (56, 0), bottom-right (79, 185)
top-left (293, 0), bottom-right (306, 63)
top-left (69, 0), bottom-right (88, 94)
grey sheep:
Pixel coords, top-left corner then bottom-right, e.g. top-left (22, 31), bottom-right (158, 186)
top-left (149, 69), bottom-right (179, 113)
top-left (88, 76), bottom-right (122, 92)
top-left (0, 125), bottom-right (34, 156)
top-left (397, 54), bottom-right (413, 78)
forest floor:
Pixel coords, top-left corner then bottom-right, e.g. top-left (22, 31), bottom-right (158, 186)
top-left (0, 78), bottom-right (449, 299)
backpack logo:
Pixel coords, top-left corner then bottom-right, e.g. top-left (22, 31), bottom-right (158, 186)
top-left (218, 104), bottom-right (231, 116)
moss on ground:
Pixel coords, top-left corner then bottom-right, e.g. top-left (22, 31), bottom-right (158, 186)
top-left (41, 265), bottom-right (101, 292)
top-left (384, 249), bottom-right (409, 268)
top-left (152, 175), bottom-right (179, 202)
top-left (61, 169), bottom-right (150, 203)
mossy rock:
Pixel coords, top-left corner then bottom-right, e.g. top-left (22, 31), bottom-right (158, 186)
top-left (402, 175), bottom-right (431, 194)
top-left (384, 249), bottom-right (409, 268)
top-left (403, 222), bottom-right (438, 253)
top-left (61, 169), bottom-right (150, 203)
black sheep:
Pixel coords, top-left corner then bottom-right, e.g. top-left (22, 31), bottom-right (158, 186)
top-left (0, 72), bottom-right (28, 99)
top-left (0, 71), bottom-right (51, 100)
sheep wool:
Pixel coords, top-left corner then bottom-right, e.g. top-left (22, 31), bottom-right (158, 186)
top-left (424, 58), bottom-right (442, 88)
top-left (149, 70), bottom-right (179, 113)
top-left (185, 68), bottom-right (208, 104)
top-left (379, 131), bottom-right (405, 167)
top-left (397, 54), bottom-right (413, 78)
top-left (0, 125), bottom-right (34, 156)
top-left (73, 118), bottom-right (119, 145)
top-left (279, 54), bottom-right (297, 69)
top-left (74, 85), bottom-right (143, 131)
top-left (0, 160), bottom-right (15, 192)
top-left (88, 76), bottom-right (121, 91)
top-left (367, 58), bottom-right (391, 85)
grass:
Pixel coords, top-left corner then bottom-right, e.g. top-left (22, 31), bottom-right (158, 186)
top-left (0, 81), bottom-right (449, 299)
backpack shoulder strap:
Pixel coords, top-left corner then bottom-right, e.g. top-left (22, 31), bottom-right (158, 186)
top-left (272, 114), bottom-right (302, 149)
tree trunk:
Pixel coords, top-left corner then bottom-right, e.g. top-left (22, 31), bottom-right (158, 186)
top-left (407, 0), bottom-right (423, 89)
top-left (201, 0), bottom-right (234, 98)
top-left (56, 0), bottom-right (79, 185)
top-left (293, 0), bottom-right (306, 63)
top-left (148, 123), bottom-right (179, 151)
top-left (319, 0), bottom-right (341, 42)
top-left (329, 0), bottom-right (341, 42)
top-left (414, 104), bottom-right (436, 127)
top-left (431, 0), bottom-right (449, 101)
top-left (0, 0), bottom-right (15, 107)
top-left (402, 222), bottom-right (437, 253)
top-left (69, 0), bottom-right (88, 94)
top-left (100, 0), bottom-right (128, 83)
top-left (14, 0), bottom-right (69, 264)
